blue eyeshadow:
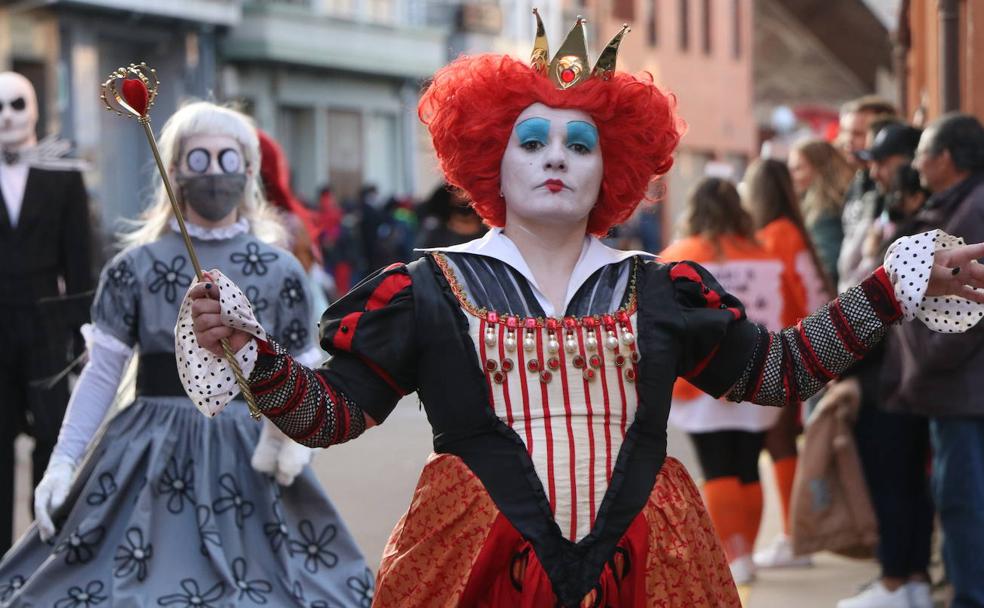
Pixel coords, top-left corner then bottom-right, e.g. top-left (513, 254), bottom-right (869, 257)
top-left (566, 121), bottom-right (598, 151)
top-left (515, 117), bottom-right (550, 145)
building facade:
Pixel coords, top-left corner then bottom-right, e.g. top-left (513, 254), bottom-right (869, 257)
top-left (0, 1), bottom-right (232, 252)
top-left (901, 0), bottom-right (984, 122)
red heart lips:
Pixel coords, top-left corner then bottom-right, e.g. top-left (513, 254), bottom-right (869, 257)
top-left (544, 179), bottom-right (565, 193)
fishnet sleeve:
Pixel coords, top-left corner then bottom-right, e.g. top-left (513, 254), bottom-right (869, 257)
top-left (249, 338), bottom-right (368, 448)
top-left (725, 267), bottom-right (903, 407)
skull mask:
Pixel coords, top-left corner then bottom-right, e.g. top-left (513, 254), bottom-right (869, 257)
top-left (0, 72), bottom-right (38, 150)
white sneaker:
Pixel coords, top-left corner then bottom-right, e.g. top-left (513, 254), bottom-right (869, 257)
top-left (905, 581), bottom-right (933, 608)
top-left (836, 582), bottom-right (910, 608)
top-left (753, 535), bottom-right (814, 569)
top-left (729, 555), bottom-right (756, 585)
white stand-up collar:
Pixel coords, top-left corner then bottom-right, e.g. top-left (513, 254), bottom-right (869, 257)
top-left (420, 227), bottom-right (654, 316)
top-left (169, 217), bottom-right (250, 241)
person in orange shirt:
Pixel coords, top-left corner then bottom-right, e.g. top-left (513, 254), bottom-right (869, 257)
top-left (662, 177), bottom-right (792, 584)
top-left (742, 159), bottom-right (834, 570)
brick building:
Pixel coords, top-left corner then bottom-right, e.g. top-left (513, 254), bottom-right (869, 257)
top-left (899, 0), bottom-right (984, 122)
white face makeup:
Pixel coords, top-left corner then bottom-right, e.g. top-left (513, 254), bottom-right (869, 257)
top-left (0, 72), bottom-right (38, 148)
top-left (500, 103), bottom-right (603, 228)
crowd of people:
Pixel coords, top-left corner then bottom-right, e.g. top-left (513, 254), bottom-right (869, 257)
top-left (1, 24), bottom-right (984, 604)
top-left (665, 95), bottom-right (984, 608)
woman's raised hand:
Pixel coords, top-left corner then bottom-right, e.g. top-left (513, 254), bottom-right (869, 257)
top-left (926, 242), bottom-right (984, 302)
top-left (188, 274), bottom-right (253, 357)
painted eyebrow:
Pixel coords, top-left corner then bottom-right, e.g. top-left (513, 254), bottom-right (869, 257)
top-left (566, 121), bottom-right (598, 150)
top-left (515, 117), bottom-right (551, 143)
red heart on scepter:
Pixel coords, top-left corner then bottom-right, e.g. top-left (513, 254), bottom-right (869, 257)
top-left (121, 78), bottom-right (149, 116)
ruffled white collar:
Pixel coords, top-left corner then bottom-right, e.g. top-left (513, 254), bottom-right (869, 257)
top-left (169, 217), bottom-right (250, 241)
top-left (420, 227), bottom-right (654, 316)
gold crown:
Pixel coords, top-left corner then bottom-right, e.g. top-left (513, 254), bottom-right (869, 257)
top-left (531, 8), bottom-right (630, 90)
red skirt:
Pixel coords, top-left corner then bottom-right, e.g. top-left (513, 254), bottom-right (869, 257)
top-left (374, 455), bottom-right (739, 607)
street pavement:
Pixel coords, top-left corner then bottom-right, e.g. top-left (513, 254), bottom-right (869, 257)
top-left (13, 395), bottom-right (881, 607)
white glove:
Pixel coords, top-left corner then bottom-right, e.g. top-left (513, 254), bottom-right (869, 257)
top-left (34, 454), bottom-right (76, 542)
top-left (251, 420), bottom-right (313, 487)
top-left (276, 438), bottom-right (313, 487)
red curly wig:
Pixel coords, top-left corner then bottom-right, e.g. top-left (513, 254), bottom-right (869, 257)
top-left (419, 54), bottom-right (684, 236)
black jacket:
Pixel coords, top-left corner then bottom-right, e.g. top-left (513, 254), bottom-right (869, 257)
top-left (0, 167), bottom-right (92, 307)
top-left (882, 173), bottom-right (984, 416)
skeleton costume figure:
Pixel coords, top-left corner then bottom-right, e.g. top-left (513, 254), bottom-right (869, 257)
top-left (0, 72), bottom-right (92, 555)
top-left (0, 103), bottom-right (371, 607)
top-left (182, 15), bottom-right (984, 607)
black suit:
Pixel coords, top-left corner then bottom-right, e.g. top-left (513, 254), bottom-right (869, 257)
top-left (0, 166), bottom-right (92, 553)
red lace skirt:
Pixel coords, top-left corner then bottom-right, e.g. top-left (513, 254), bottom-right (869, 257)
top-left (374, 455), bottom-right (739, 607)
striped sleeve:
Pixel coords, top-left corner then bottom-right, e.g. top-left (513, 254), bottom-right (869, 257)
top-left (725, 267), bottom-right (902, 406)
top-left (247, 264), bottom-right (416, 445)
top-left (670, 261), bottom-right (902, 405)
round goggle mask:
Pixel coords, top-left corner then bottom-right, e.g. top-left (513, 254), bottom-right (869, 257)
top-left (185, 147), bottom-right (243, 174)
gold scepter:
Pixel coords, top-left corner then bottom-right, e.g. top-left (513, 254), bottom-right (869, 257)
top-left (100, 62), bottom-right (262, 420)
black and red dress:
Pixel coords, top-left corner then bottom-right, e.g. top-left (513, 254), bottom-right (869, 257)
top-left (236, 229), bottom-right (902, 607)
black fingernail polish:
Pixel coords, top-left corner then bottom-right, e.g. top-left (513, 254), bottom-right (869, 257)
top-left (952, 267), bottom-right (962, 276)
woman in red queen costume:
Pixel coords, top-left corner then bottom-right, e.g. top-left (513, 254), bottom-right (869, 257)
top-left (180, 12), bottom-right (984, 607)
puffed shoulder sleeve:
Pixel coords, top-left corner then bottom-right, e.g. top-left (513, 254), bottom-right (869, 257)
top-left (669, 261), bottom-right (761, 398)
top-left (90, 250), bottom-right (140, 348)
top-left (316, 263), bottom-right (416, 423)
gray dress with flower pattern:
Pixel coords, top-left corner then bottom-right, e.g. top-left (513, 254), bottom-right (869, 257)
top-left (0, 230), bottom-right (372, 608)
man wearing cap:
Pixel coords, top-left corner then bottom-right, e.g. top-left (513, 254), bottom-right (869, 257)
top-left (860, 124), bottom-right (923, 195)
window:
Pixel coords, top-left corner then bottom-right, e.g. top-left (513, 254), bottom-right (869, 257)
top-left (648, 0), bottom-right (658, 46)
top-left (614, 0), bottom-right (635, 22)
top-left (732, 0), bottom-right (742, 58)
top-left (701, 0), bottom-right (711, 54)
top-left (679, 0), bottom-right (689, 51)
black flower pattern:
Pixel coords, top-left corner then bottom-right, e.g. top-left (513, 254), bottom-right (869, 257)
top-left (107, 259), bottom-right (135, 287)
top-left (114, 527), bottom-right (153, 582)
top-left (158, 456), bottom-right (195, 514)
top-left (288, 581), bottom-right (343, 608)
top-left (196, 505), bottom-right (222, 556)
top-left (279, 277), bottom-right (305, 308)
top-left (0, 575), bottom-right (24, 602)
top-left (54, 580), bottom-right (106, 608)
top-left (54, 524), bottom-right (105, 565)
top-left (212, 473), bottom-right (255, 529)
top-left (148, 256), bottom-right (193, 303)
top-left (230, 242), bottom-right (278, 276)
top-left (280, 319), bottom-right (308, 352)
top-left (231, 558), bottom-right (273, 604)
top-left (85, 472), bottom-right (117, 506)
top-left (288, 520), bottom-right (338, 574)
top-left (244, 286), bottom-right (270, 325)
top-left (157, 579), bottom-right (226, 607)
top-left (347, 568), bottom-right (374, 608)
top-left (263, 500), bottom-right (290, 552)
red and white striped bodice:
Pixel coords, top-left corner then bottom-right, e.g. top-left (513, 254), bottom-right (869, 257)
top-left (468, 311), bottom-right (641, 541)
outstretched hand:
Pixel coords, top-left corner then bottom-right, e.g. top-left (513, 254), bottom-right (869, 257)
top-left (925, 242), bottom-right (984, 303)
top-left (189, 273), bottom-right (253, 357)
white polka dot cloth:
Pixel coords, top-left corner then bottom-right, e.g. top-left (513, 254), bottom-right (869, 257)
top-left (884, 229), bottom-right (984, 334)
top-left (175, 269), bottom-right (265, 417)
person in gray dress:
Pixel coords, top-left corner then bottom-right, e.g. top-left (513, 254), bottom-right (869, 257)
top-left (0, 102), bottom-right (372, 607)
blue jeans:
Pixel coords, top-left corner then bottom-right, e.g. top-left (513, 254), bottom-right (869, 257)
top-left (931, 417), bottom-right (984, 607)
